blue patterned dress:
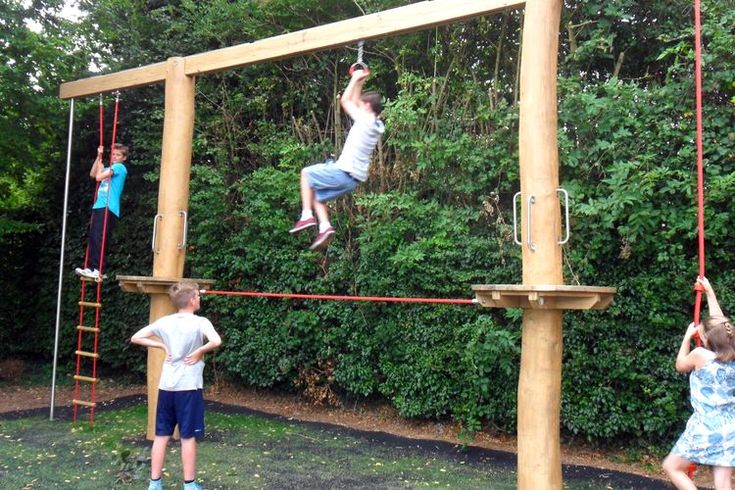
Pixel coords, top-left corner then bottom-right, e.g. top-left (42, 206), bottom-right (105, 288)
top-left (671, 349), bottom-right (735, 465)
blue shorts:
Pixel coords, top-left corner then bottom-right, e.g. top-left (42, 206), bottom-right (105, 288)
top-left (305, 161), bottom-right (359, 202)
top-left (155, 389), bottom-right (205, 439)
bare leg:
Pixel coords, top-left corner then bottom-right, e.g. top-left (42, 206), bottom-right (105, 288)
top-left (713, 466), bottom-right (733, 490)
top-left (181, 437), bottom-right (197, 482)
top-left (662, 453), bottom-right (697, 490)
top-left (300, 169), bottom-right (314, 213)
top-left (313, 199), bottom-right (330, 228)
top-left (150, 435), bottom-right (170, 480)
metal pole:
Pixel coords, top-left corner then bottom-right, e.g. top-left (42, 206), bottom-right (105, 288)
top-left (50, 98), bottom-right (75, 420)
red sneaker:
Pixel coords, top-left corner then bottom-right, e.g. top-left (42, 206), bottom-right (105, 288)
top-left (289, 216), bottom-right (316, 234)
top-left (309, 227), bottom-right (335, 250)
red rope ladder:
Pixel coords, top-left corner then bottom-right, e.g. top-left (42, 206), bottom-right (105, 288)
top-left (73, 93), bottom-right (121, 424)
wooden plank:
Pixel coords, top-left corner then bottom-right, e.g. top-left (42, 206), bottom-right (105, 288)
top-left (59, 62), bottom-right (168, 99)
top-left (185, 0), bottom-right (526, 76)
top-left (75, 350), bottom-right (100, 359)
top-left (59, 0), bottom-right (524, 99)
top-left (72, 399), bottom-right (97, 408)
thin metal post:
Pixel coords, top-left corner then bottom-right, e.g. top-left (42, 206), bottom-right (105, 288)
top-left (51, 98), bottom-right (75, 420)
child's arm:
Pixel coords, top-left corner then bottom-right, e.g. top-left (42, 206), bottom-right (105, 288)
top-left (340, 69), bottom-right (369, 119)
top-left (130, 325), bottom-right (171, 362)
top-left (675, 322), bottom-right (708, 372)
top-left (699, 276), bottom-right (725, 319)
top-left (184, 327), bottom-right (222, 365)
top-left (89, 146), bottom-right (104, 179)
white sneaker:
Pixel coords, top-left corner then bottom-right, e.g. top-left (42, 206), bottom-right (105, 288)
top-left (75, 267), bottom-right (92, 277)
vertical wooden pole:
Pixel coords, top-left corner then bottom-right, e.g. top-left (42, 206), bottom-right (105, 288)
top-left (145, 57), bottom-right (196, 440)
top-left (517, 0), bottom-right (564, 489)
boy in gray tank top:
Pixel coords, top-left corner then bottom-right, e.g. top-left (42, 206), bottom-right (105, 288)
top-left (289, 69), bottom-right (384, 251)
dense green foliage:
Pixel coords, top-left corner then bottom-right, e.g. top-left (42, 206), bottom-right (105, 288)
top-left (3, 0), bottom-right (735, 450)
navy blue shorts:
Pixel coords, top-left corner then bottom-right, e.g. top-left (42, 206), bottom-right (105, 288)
top-left (155, 389), bottom-right (205, 439)
top-left (305, 161), bottom-right (359, 202)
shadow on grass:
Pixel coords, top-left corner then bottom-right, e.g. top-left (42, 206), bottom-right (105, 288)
top-left (0, 395), bottom-right (671, 489)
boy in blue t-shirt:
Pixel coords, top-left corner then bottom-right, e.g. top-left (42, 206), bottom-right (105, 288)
top-left (75, 143), bottom-right (128, 281)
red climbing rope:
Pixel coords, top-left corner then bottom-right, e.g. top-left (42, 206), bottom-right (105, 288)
top-left (203, 289), bottom-right (476, 305)
top-left (688, 0), bottom-right (705, 479)
top-left (692, 0), bottom-right (706, 328)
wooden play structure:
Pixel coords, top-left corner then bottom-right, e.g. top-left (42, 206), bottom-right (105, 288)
top-left (58, 1), bottom-right (616, 488)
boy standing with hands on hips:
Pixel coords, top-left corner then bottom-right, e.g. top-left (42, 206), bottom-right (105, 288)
top-left (131, 281), bottom-right (221, 490)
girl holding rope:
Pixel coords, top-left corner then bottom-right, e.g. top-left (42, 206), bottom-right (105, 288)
top-left (663, 277), bottom-right (735, 490)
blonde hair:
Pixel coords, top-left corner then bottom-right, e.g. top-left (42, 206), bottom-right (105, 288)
top-left (168, 281), bottom-right (200, 309)
top-left (702, 315), bottom-right (735, 363)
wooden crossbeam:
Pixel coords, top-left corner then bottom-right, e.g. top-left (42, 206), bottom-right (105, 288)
top-left (59, 0), bottom-right (524, 99)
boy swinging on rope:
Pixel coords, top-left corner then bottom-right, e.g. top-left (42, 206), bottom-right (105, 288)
top-left (289, 68), bottom-right (384, 250)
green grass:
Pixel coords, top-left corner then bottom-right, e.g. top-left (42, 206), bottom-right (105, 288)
top-left (0, 403), bottom-right (660, 489)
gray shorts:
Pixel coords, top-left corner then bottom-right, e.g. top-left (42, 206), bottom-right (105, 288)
top-left (305, 161), bottom-right (359, 202)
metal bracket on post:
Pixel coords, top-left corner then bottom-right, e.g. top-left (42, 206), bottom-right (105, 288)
top-left (513, 192), bottom-right (522, 246)
top-left (557, 188), bottom-right (570, 245)
top-left (151, 214), bottom-right (163, 254)
top-left (526, 195), bottom-right (536, 252)
top-left (512, 192), bottom-right (537, 252)
top-left (178, 210), bottom-right (188, 250)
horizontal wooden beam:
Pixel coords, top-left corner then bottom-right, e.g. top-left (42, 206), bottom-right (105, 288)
top-left (59, 0), bottom-right (524, 99)
top-left (59, 62), bottom-right (168, 100)
top-left (185, 0), bottom-right (526, 76)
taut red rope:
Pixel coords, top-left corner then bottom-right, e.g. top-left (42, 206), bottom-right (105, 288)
top-left (688, 0), bottom-right (705, 479)
top-left (203, 289), bottom-right (476, 305)
top-left (692, 0), bottom-right (706, 328)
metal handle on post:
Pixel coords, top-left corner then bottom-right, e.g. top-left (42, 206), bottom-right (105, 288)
top-left (557, 188), bottom-right (570, 245)
top-left (512, 192), bottom-right (522, 246)
top-left (151, 214), bottom-right (162, 254)
top-left (178, 210), bottom-right (188, 250)
top-left (527, 195), bottom-right (536, 252)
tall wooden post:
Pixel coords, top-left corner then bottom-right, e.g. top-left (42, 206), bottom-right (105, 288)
top-left (145, 57), bottom-right (196, 439)
top-left (517, 0), bottom-right (564, 488)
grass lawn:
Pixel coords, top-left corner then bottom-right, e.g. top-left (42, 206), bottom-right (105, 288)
top-left (0, 399), bottom-right (669, 489)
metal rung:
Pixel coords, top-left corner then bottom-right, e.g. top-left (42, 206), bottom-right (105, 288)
top-left (74, 375), bottom-right (99, 383)
top-left (78, 301), bottom-right (102, 308)
top-left (75, 350), bottom-right (100, 359)
top-left (72, 399), bottom-right (96, 408)
top-left (76, 325), bottom-right (100, 333)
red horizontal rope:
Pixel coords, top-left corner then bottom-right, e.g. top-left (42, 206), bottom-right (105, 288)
top-left (203, 289), bottom-right (476, 305)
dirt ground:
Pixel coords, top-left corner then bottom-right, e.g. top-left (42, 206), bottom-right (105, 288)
top-left (0, 377), bottom-right (681, 486)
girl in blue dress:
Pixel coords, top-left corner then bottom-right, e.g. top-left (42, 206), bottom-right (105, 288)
top-left (663, 277), bottom-right (735, 490)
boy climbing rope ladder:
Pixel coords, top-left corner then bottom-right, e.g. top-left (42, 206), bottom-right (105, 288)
top-left (75, 143), bottom-right (128, 280)
top-left (289, 67), bottom-right (384, 251)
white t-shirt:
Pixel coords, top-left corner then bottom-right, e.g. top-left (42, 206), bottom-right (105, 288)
top-left (148, 312), bottom-right (218, 391)
top-left (336, 111), bottom-right (385, 181)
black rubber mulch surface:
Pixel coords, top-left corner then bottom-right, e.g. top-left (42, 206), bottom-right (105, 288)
top-left (0, 395), bottom-right (672, 489)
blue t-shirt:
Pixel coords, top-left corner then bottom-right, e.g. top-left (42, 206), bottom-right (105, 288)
top-left (92, 162), bottom-right (127, 217)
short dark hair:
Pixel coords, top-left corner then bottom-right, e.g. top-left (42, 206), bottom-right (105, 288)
top-left (361, 91), bottom-right (382, 115)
